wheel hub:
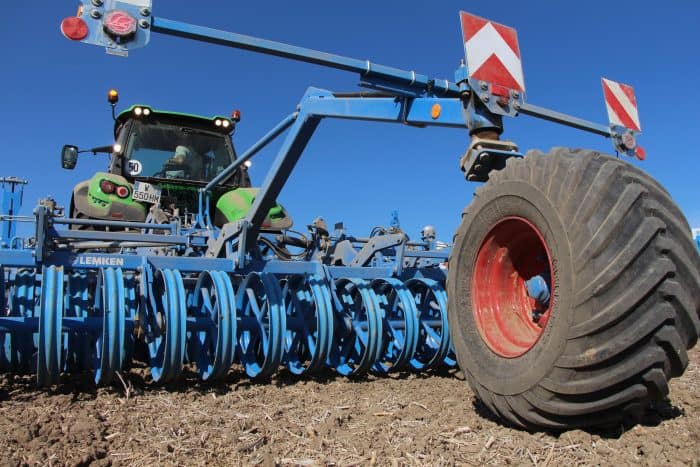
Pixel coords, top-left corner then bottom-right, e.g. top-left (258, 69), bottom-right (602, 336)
top-left (471, 217), bottom-right (554, 358)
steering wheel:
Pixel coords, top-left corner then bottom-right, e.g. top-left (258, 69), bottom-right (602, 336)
top-left (154, 160), bottom-right (192, 179)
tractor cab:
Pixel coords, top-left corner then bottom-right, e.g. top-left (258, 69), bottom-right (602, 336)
top-left (62, 93), bottom-right (291, 230)
top-left (112, 105), bottom-right (244, 185)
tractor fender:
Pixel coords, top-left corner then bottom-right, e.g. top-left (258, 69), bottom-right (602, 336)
top-left (71, 172), bottom-right (147, 223)
top-left (214, 187), bottom-right (292, 231)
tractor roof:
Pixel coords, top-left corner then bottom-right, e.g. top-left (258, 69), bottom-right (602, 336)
top-left (114, 105), bottom-right (232, 135)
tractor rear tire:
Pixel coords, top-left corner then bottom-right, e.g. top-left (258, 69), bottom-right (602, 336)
top-left (447, 148), bottom-right (700, 430)
top-left (69, 199), bottom-right (100, 232)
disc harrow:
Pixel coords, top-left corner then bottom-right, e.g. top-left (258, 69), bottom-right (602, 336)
top-left (0, 263), bottom-right (452, 385)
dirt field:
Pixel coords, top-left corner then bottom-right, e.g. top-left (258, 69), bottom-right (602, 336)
top-left (0, 346), bottom-right (698, 466)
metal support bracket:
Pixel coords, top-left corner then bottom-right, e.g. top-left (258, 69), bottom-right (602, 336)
top-left (66, 0), bottom-right (153, 56)
top-left (609, 125), bottom-right (646, 160)
top-left (469, 78), bottom-right (525, 117)
top-left (205, 220), bottom-right (244, 259)
top-left (459, 137), bottom-right (522, 182)
top-left (349, 233), bottom-right (406, 267)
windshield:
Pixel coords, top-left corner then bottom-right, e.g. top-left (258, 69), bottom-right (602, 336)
top-left (123, 120), bottom-right (235, 183)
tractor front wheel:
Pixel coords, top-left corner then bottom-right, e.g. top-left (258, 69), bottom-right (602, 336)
top-left (448, 148), bottom-right (700, 430)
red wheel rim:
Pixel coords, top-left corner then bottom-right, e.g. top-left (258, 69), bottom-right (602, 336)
top-left (471, 217), bottom-right (554, 358)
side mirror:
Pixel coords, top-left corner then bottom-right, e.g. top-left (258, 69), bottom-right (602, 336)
top-left (61, 145), bottom-right (78, 170)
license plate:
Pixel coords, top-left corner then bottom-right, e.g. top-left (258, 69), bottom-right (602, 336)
top-left (132, 181), bottom-right (161, 204)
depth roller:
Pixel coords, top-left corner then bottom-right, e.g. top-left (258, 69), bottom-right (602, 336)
top-left (122, 272), bottom-right (138, 371)
top-left (37, 266), bottom-right (64, 387)
top-left (236, 272), bottom-right (285, 380)
top-left (282, 274), bottom-right (333, 375)
top-left (190, 270), bottom-right (237, 381)
top-left (63, 270), bottom-right (90, 374)
top-left (371, 278), bottom-right (419, 373)
top-left (0, 266), bottom-right (7, 372)
top-left (144, 268), bottom-right (187, 384)
top-left (93, 267), bottom-right (126, 385)
top-left (405, 278), bottom-right (451, 371)
top-left (0, 268), bottom-right (36, 372)
top-left (330, 278), bottom-right (382, 376)
top-left (4, 269), bottom-right (37, 373)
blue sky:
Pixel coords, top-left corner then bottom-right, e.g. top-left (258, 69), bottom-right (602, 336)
top-left (2, 1), bottom-right (699, 242)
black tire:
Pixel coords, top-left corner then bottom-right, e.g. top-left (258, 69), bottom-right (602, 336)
top-left (447, 148), bottom-right (700, 430)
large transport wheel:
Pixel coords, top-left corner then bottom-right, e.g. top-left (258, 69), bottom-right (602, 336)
top-left (448, 148), bottom-right (700, 430)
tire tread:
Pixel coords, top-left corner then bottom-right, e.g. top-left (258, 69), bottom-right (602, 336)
top-left (449, 148), bottom-right (700, 430)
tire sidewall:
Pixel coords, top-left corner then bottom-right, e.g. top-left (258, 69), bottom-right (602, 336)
top-left (448, 179), bottom-right (575, 395)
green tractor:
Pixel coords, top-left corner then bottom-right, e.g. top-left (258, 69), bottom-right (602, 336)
top-left (61, 90), bottom-right (292, 231)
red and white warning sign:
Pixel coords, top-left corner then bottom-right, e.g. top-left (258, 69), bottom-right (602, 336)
top-left (601, 78), bottom-right (641, 132)
top-left (460, 12), bottom-right (525, 93)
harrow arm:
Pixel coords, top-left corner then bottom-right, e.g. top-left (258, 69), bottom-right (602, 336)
top-left (307, 95), bottom-right (468, 128)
